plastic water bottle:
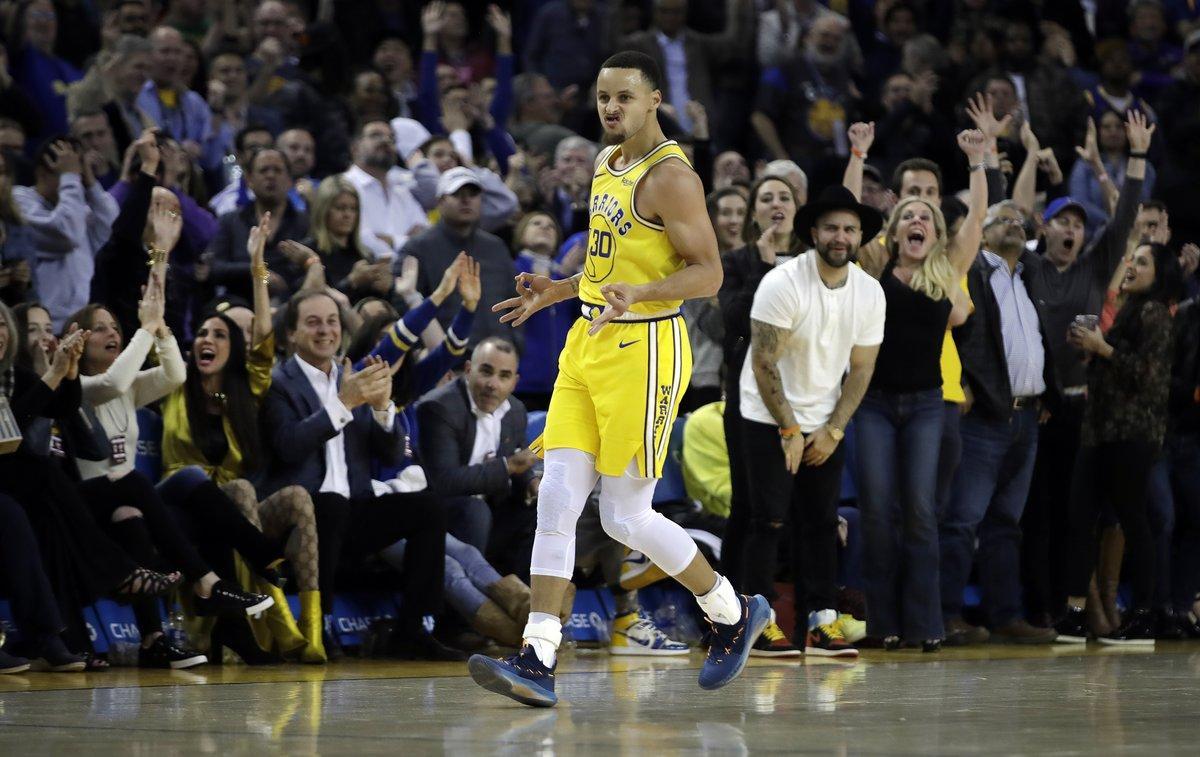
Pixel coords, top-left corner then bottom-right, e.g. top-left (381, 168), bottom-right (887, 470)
top-left (166, 605), bottom-right (189, 649)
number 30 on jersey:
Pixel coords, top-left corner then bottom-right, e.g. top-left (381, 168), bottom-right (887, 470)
top-left (585, 226), bottom-right (617, 281)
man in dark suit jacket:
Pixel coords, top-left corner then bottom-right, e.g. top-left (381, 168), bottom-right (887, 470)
top-left (942, 201), bottom-right (1061, 647)
top-left (416, 337), bottom-right (540, 580)
top-left (259, 290), bottom-right (457, 660)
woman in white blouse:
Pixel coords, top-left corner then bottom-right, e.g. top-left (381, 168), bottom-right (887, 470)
top-left (69, 205), bottom-right (272, 669)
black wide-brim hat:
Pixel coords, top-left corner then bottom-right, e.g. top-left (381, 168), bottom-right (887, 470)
top-left (793, 185), bottom-right (885, 246)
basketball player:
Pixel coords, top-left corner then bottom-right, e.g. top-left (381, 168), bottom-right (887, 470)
top-left (467, 52), bottom-right (770, 708)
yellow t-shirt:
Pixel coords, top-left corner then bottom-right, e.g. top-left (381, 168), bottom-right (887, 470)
top-left (579, 140), bottom-right (691, 315)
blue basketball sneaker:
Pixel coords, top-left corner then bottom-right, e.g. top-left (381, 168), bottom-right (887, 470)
top-left (698, 594), bottom-right (770, 691)
top-left (468, 645), bottom-right (558, 707)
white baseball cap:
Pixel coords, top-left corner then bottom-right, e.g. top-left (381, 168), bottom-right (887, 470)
top-left (437, 166), bottom-right (483, 197)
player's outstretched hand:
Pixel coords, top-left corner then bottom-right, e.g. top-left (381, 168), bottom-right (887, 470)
top-left (588, 282), bottom-right (636, 335)
top-left (493, 272), bottom-right (560, 327)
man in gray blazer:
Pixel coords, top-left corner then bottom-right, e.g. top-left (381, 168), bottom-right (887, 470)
top-left (416, 338), bottom-right (540, 579)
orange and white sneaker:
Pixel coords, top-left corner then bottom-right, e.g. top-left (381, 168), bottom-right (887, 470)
top-left (805, 609), bottom-right (859, 658)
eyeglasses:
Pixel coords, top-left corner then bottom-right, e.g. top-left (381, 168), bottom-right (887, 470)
top-left (988, 216), bottom-right (1025, 228)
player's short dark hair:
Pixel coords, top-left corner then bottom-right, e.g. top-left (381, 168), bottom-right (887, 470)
top-left (1139, 199), bottom-right (1168, 214)
top-left (600, 51), bottom-right (662, 91)
top-left (891, 157), bottom-right (943, 194)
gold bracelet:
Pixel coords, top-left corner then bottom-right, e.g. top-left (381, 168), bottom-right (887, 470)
top-left (146, 247), bottom-right (168, 267)
top-left (252, 262), bottom-right (270, 284)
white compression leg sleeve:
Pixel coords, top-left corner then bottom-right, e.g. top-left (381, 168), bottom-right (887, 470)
top-left (598, 460), bottom-right (698, 577)
top-left (528, 448), bottom-right (600, 579)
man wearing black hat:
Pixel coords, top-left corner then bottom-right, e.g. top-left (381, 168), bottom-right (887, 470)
top-left (739, 186), bottom-right (886, 657)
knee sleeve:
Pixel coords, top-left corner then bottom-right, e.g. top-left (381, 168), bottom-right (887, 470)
top-left (599, 464), bottom-right (697, 577)
top-left (529, 449), bottom-right (598, 579)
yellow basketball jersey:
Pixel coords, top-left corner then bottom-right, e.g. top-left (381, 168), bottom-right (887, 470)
top-left (579, 140), bottom-right (691, 315)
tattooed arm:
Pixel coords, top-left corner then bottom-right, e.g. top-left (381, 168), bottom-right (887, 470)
top-left (750, 318), bottom-right (796, 429)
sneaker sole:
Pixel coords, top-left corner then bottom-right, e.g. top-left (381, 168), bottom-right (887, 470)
top-left (33, 659), bottom-right (87, 672)
top-left (170, 654), bottom-right (209, 669)
top-left (699, 595), bottom-right (771, 691)
top-left (244, 596), bottom-right (275, 617)
top-left (1097, 637), bottom-right (1155, 647)
top-left (468, 654), bottom-right (557, 708)
top-left (749, 648), bottom-right (803, 658)
top-left (608, 643), bottom-right (689, 656)
top-left (1054, 634), bottom-right (1088, 644)
top-left (803, 646), bottom-right (859, 658)
top-left (0, 663), bottom-right (30, 674)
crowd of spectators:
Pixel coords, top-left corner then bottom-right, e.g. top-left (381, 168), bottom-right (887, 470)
top-left (2, 0), bottom-right (1200, 672)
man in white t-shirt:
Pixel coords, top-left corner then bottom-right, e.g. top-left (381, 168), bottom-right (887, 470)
top-left (739, 185), bottom-right (885, 658)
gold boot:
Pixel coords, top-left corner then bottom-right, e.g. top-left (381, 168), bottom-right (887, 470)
top-left (253, 582), bottom-right (308, 659)
top-left (298, 590), bottom-right (327, 664)
top-left (1097, 526), bottom-right (1125, 631)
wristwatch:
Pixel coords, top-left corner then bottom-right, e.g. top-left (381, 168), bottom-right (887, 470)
top-left (826, 424), bottom-right (845, 442)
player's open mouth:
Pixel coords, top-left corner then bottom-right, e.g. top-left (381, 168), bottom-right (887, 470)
top-left (905, 229), bottom-right (926, 253)
top-left (604, 114), bottom-right (620, 127)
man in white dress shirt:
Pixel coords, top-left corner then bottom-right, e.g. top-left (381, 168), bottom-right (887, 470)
top-left (342, 120), bottom-right (439, 261)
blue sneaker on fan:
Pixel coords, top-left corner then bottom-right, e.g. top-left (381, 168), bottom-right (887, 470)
top-left (468, 645), bottom-right (558, 707)
top-left (698, 594), bottom-right (770, 690)
top-left (609, 609), bottom-right (689, 656)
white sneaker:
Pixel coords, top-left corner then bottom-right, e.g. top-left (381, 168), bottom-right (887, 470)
top-left (609, 610), bottom-right (690, 656)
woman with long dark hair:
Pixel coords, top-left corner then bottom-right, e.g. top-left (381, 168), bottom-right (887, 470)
top-left (159, 214), bottom-right (324, 663)
top-left (0, 300), bottom-right (180, 669)
top-left (717, 174), bottom-right (803, 655)
top-left (1056, 242), bottom-right (1183, 645)
top-left (71, 211), bottom-right (273, 668)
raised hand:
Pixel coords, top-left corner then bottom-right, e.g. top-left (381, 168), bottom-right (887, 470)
top-left (47, 140), bottom-right (83, 175)
top-left (1126, 109), bottom-right (1156, 154)
top-left (1180, 243), bottom-right (1200, 278)
top-left (1037, 148), bottom-right (1063, 185)
top-left (847, 122), bottom-right (875, 156)
top-left (492, 272), bottom-right (567, 327)
top-left (486, 4), bottom-right (511, 39)
top-left (756, 219), bottom-right (781, 265)
top-left (685, 100), bottom-right (709, 140)
top-left (1019, 119), bottom-right (1040, 154)
top-left (422, 1), bottom-right (446, 38)
top-left (138, 273), bottom-right (166, 333)
top-left (965, 91), bottom-right (1013, 145)
top-left (1076, 117), bottom-right (1101, 166)
top-left (278, 239), bottom-right (318, 267)
top-left (457, 255), bottom-right (482, 311)
top-left (149, 196), bottom-right (183, 253)
top-left (432, 251), bottom-right (465, 303)
top-left (394, 255), bottom-right (419, 298)
top-left (589, 282), bottom-right (638, 335)
top-left (248, 211), bottom-right (273, 267)
top-left (957, 129), bottom-right (989, 162)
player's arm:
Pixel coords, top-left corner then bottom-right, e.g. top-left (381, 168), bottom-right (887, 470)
top-left (626, 160), bottom-right (723, 302)
top-left (749, 318), bottom-right (797, 431)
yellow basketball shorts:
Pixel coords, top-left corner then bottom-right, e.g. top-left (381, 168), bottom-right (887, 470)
top-left (540, 309), bottom-right (692, 479)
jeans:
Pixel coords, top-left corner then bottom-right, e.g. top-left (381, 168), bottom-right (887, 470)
top-left (935, 402), bottom-right (963, 518)
top-left (741, 418), bottom-right (845, 635)
top-left (855, 388), bottom-right (945, 641)
top-left (836, 505), bottom-right (863, 591)
top-left (1145, 432), bottom-right (1200, 611)
top-left (445, 496), bottom-right (493, 553)
top-left (940, 405), bottom-right (1039, 628)
top-left (381, 535), bottom-right (502, 620)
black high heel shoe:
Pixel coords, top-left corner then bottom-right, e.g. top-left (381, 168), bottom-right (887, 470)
top-left (115, 567), bottom-right (183, 598)
top-left (209, 617), bottom-right (283, 666)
